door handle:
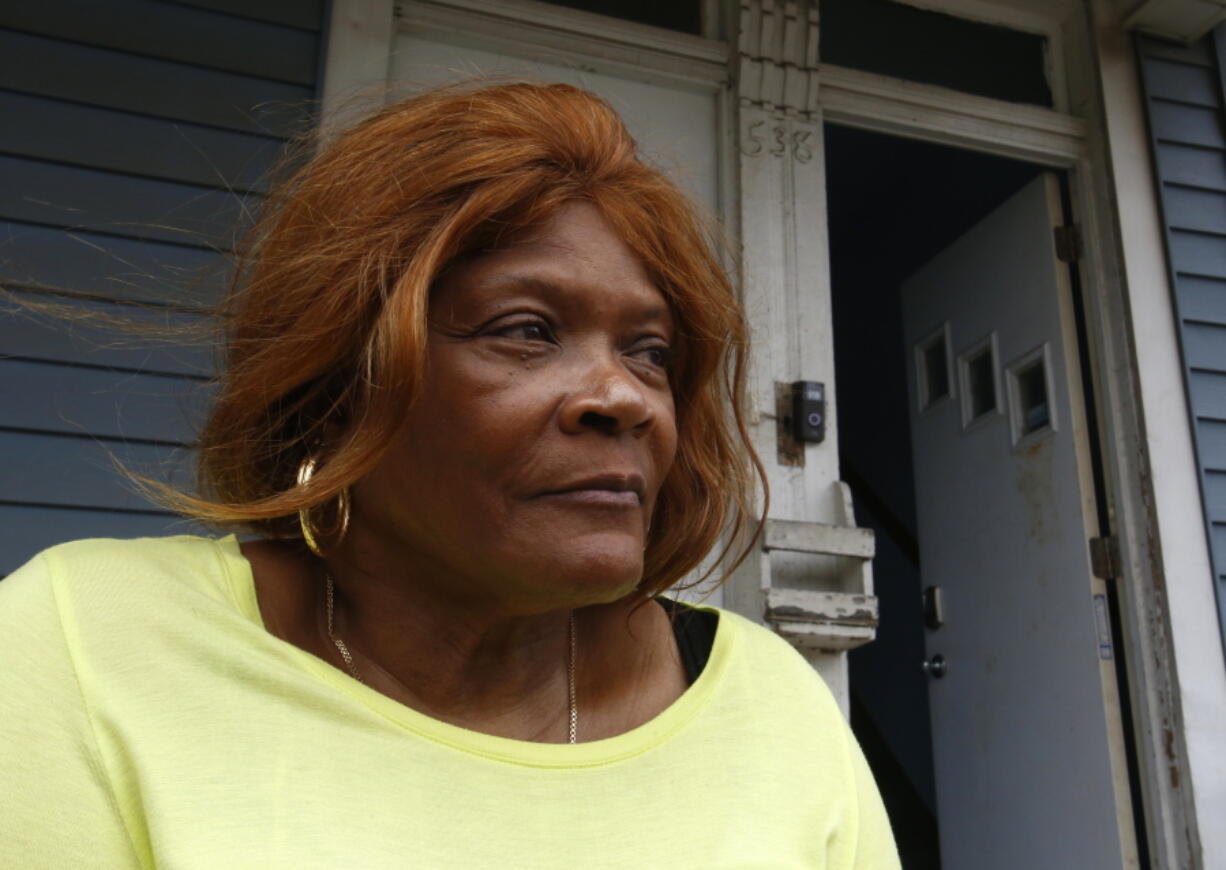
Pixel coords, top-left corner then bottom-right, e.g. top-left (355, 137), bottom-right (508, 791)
top-left (922, 654), bottom-right (947, 679)
top-left (923, 585), bottom-right (944, 629)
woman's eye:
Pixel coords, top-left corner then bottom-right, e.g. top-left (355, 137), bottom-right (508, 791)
top-left (494, 321), bottom-right (552, 342)
top-left (634, 345), bottom-right (673, 369)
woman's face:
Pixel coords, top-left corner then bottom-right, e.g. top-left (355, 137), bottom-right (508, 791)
top-left (352, 201), bottom-right (678, 613)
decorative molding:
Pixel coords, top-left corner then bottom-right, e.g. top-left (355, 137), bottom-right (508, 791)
top-left (737, 0), bottom-right (820, 117)
top-left (819, 63), bottom-right (1089, 165)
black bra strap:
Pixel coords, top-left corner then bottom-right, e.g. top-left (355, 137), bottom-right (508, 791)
top-left (655, 597), bottom-right (718, 686)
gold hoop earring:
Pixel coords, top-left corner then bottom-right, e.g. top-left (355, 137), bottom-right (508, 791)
top-left (296, 457), bottom-right (350, 557)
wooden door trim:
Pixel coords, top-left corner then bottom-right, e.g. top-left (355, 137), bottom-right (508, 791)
top-left (817, 64), bottom-right (1087, 167)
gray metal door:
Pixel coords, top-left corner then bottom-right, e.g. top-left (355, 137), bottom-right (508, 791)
top-left (902, 173), bottom-right (1137, 869)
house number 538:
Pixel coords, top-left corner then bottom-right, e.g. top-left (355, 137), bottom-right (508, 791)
top-left (742, 121), bottom-right (813, 163)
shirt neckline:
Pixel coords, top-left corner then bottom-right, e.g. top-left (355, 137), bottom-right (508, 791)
top-left (213, 534), bottom-right (736, 768)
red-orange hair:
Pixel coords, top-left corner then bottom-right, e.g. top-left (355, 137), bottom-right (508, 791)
top-left (183, 81), bottom-right (765, 596)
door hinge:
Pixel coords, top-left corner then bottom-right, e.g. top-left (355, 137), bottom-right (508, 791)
top-left (1089, 535), bottom-right (1121, 580)
top-left (1054, 225), bottom-right (1083, 262)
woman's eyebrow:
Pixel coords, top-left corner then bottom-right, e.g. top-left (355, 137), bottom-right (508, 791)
top-left (484, 273), bottom-right (672, 324)
top-left (483, 273), bottom-right (569, 299)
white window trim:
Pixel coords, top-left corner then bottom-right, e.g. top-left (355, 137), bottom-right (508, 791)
top-left (896, 0), bottom-right (1073, 112)
top-left (398, 0), bottom-right (727, 85)
top-left (915, 320), bottom-right (957, 414)
top-left (1005, 341), bottom-right (1058, 449)
top-left (958, 331), bottom-right (1003, 432)
top-left (818, 63), bottom-right (1087, 166)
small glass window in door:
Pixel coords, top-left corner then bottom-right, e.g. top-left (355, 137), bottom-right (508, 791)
top-left (915, 322), bottom-right (954, 413)
top-left (1007, 344), bottom-right (1058, 448)
top-left (958, 333), bottom-right (1000, 429)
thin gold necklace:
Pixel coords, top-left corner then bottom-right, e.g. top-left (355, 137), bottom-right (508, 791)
top-left (323, 574), bottom-right (579, 744)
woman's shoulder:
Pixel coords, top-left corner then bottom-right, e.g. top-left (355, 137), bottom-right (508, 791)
top-left (23, 532), bottom-right (229, 577)
top-left (35, 532), bottom-right (229, 569)
top-left (709, 603), bottom-right (829, 667)
top-left (1, 535), bottom-right (257, 691)
top-left (2, 534), bottom-right (243, 617)
top-left (693, 602), bottom-right (846, 720)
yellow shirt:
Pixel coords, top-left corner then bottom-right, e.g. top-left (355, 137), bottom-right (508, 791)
top-left (0, 535), bottom-right (900, 869)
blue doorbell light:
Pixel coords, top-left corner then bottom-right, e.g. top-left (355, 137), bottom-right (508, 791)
top-left (792, 381), bottom-right (825, 444)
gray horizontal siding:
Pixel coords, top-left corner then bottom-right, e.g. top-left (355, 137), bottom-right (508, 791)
top-left (0, 155), bottom-right (255, 250)
top-left (1208, 470), bottom-right (1226, 513)
top-left (1179, 275), bottom-right (1226, 321)
top-left (0, 29), bottom-right (313, 137)
top-left (0, 360), bottom-right (212, 443)
top-left (1138, 37), bottom-right (1215, 66)
top-left (0, 431), bottom-right (193, 512)
top-left (1201, 420), bottom-right (1226, 466)
top-left (1154, 142), bottom-right (1226, 190)
top-left (1170, 229), bottom-right (1226, 275)
top-left (1163, 184), bottom-right (1226, 232)
top-left (1183, 321), bottom-right (1226, 371)
top-left (0, 0), bottom-right (325, 572)
top-left (0, 221), bottom-right (227, 306)
top-left (1139, 30), bottom-right (1226, 649)
top-left (0, 505), bottom-right (207, 576)
top-left (1151, 102), bottom-right (1225, 147)
top-left (0, 292), bottom-right (215, 376)
top-left (1190, 370), bottom-right (1226, 418)
top-left (172, 0), bottom-right (325, 31)
top-left (0, 91), bottom-right (282, 194)
top-left (0, 1), bottom-right (320, 86)
top-left (1141, 56), bottom-right (1221, 106)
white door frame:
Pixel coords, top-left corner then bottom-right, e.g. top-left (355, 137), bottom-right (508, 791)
top-left (318, 0), bottom-right (1201, 864)
top-left (813, 49), bottom-right (1197, 870)
top-left (812, 7), bottom-right (1197, 867)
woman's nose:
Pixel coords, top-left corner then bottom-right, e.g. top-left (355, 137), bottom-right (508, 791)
top-left (558, 354), bottom-right (653, 437)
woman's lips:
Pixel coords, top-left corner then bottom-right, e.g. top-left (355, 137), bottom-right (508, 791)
top-left (534, 472), bottom-right (646, 508)
top-left (538, 489), bottom-right (641, 507)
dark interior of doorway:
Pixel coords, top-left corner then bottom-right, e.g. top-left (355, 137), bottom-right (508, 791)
top-left (825, 123), bottom-right (1040, 869)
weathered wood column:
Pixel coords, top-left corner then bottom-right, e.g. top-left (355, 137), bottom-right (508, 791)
top-left (723, 0), bottom-right (876, 711)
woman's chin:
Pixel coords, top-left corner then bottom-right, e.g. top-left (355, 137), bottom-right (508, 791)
top-left (530, 533), bottom-right (647, 605)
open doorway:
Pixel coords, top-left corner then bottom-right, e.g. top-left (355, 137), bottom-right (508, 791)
top-left (827, 124), bottom-right (1144, 869)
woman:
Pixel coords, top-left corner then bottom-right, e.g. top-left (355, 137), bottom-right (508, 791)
top-left (0, 82), bottom-right (899, 867)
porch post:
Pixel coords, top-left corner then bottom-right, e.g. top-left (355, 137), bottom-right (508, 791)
top-left (724, 0), bottom-right (875, 712)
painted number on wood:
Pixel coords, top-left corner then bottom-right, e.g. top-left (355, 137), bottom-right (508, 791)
top-left (742, 121), bottom-right (813, 163)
